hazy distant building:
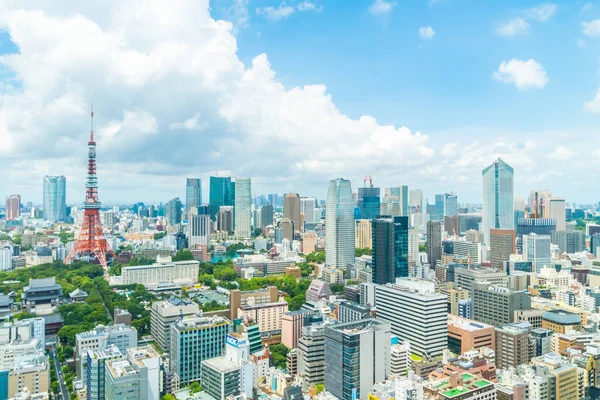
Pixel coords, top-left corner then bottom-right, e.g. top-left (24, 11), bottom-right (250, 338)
top-left (372, 216), bottom-right (409, 284)
top-left (185, 178), bottom-right (202, 216)
top-left (426, 221), bottom-right (442, 267)
top-left (166, 197), bottom-right (182, 226)
top-left (547, 198), bottom-right (566, 231)
top-left (5, 195), bottom-right (20, 221)
top-left (43, 175), bottom-right (66, 223)
top-left (300, 197), bottom-right (317, 224)
top-left (325, 178), bottom-right (355, 268)
top-left (234, 178), bottom-right (252, 238)
top-left (522, 233), bottom-right (551, 273)
top-left (551, 230), bottom-right (585, 254)
top-left (284, 193), bottom-right (301, 234)
top-left (355, 219), bottom-right (372, 249)
top-left (358, 186), bottom-right (381, 220)
top-left (482, 158), bottom-right (514, 245)
top-left (260, 204), bottom-right (274, 227)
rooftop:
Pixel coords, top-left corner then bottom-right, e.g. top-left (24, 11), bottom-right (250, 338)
top-left (543, 310), bottom-right (582, 325)
top-left (201, 356), bottom-right (239, 373)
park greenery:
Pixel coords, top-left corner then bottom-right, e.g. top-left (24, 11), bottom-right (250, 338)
top-left (269, 343), bottom-right (289, 369)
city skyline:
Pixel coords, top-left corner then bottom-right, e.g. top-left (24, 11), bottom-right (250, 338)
top-left (0, 1), bottom-right (599, 204)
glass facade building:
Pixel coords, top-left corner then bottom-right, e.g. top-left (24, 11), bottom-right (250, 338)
top-left (482, 158), bottom-right (514, 245)
top-left (209, 176), bottom-right (232, 221)
top-left (357, 186), bottom-right (380, 220)
top-left (325, 178), bottom-right (355, 268)
top-left (372, 216), bottom-right (409, 284)
top-left (43, 175), bottom-right (66, 223)
top-left (185, 178), bottom-right (202, 215)
top-left (234, 178), bottom-right (252, 238)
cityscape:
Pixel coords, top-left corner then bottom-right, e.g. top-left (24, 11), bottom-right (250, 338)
top-left (2, 1), bottom-right (600, 400)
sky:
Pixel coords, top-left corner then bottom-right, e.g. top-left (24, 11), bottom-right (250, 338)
top-left (0, 0), bottom-right (599, 206)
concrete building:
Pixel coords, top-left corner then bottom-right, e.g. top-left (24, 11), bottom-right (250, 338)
top-left (305, 280), bottom-right (333, 304)
top-left (169, 315), bottom-right (231, 384)
top-left (188, 213), bottom-right (211, 247)
top-left (337, 301), bottom-right (370, 323)
top-left (325, 178), bottom-right (355, 269)
top-left (530, 328), bottom-right (553, 357)
top-left (284, 193), bottom-right (301, 235)
top-left (150, 298), bottom-right (199, 353)
top-left (125, 346), bottom-right (160, 400)
top-left (300, 197), bottom-right (317, 224)
top-left (297, 323), bottom-right (326, 387)
top-left (541, 310), bottom-right (582, 334)
top-left (439, 286), bottom-right (469, 316)
top-left (472, 282), bottom-right (531, 326)
top-left (234, 177), bottom-right (252, 238)
top-left (7, 354), bottom-right (49, 399)
top-left (495, 323), bottom-right (534, 369)
top-left (355, 219), bottom-right (372, 249)
top-left (281, 310), bottom-right (312, 349)
top-left (201, 357), bottom-right (241, 399)
top-left (105, 359), bottom-right (140, 400)
top-left (551, 230), bottom-right (585, 254)
top-left (360, 282), bottom-right (376, 308)
top-left (522, 233), bottom-right (551, 273)
top-left (229, 286), bottom-right (279, 321)
top-left (5, 195), bottom-right (20, 221)
top-left (121, 256), bottom-right (200, 287)
top-left (86, 345), bottom-right (123, 400)
top-left (324, 319), bottom-right (391, 400)
top-left (452, 240), bottom-right (482, 264)
top-left (375, 280), bottom-right (447, 357)
top-left (532, 353), bottom-right (582, 400)
top-left (447, 315), bottom-right (495, 356)
top-left (390, 340), bottom-right (411, 377)
top-left (426, 221), bottom-right (443, 267)
top-left (237, 301), bottom-right (288, 337)
top-left (490, 229), bottom-right (516, 271)
top-left (454, 267), bottom-right (509, 293)
top-left (547, 198), bottom-right (566, 232)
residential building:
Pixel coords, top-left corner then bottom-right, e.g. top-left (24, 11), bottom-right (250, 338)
top-left (372, 216), bottom-right (409, 284)
top-left (355, 219), bottom-right (372, 249)
top-left (150, 298), bottom-right (199, 353)
top-left (237, 301), bottom-right (288, 336)
top-left (427, 221), bottom-right (442, 267)
top-left (5, 195), bottom-right (20, 221)
top-left (169, 314), bottom-right (231, 384)
top-left (324, 319), bottom-right (391, 400)
top-left (495, 323), bottom-right (534, 369)
top-left (43, 175), bottom-right (66, 222)
top-left (472, 282), bottom-right (531, 326)
top-left (325, 178), bottom-right (355, 268)
top-left (375, 280), bottom-right (447, 357)
top-left (482, 158), bottom-right (514, 245)
top-left (490, 229), bottom-right (516, 271)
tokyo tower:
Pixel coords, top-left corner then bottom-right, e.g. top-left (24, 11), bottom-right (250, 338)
top-left (64, 107), bottom-right (116, 268)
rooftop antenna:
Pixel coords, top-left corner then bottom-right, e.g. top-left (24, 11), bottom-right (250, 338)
top-left (90, 104), bottom-right (95, 142)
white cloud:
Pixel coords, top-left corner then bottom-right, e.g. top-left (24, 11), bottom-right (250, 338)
top-left (419, 26), bottom-right (435, 39)
top-left (169, 113), bottom-right (209, 131)
top-left (582, 19), bottom-right (600, 36)
top-left (495, 18), bottom-right (530, 37)
top-left (493, 59), bottom-right (548, 90)
top-left (369, 0), bottom-right (396, 15)
top-left (584, 88), bottom-right (600, 113)
top-left (527, 3), bottom-right (557, 22)
top-left (298, 1), bottom-right (322, 12)
top-left (256, 1), bottom-right (321, 21)
top-left (548, 145), bottom-right (573, 160)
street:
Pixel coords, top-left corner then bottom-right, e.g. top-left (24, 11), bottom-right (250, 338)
top-left (50, 344), bottom-right (69, 400)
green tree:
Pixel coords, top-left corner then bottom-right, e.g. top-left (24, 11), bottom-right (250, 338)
top-left (330, 283), bottom-right (344, 294)
top-left (173, 249), bottom-right (194, 261)
top-left (419, 244), bottom-right (427, 252)
top-left (189, 381), bottom-right (202, 394)
top-left (305, 251), bottom-right (325, 264)
top-left (161, 395), bottom-right (176, 400)
top-left (315, 384), bottom-right (324, 394)
top-left (269, 344), bottom-right (289, 369)
top-left (355, 248), bottom-right (371, 257)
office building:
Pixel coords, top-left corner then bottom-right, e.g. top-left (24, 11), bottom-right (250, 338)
top-left (551, 230), bottom-right (585, 254)
top-left (166, 197), bottom-right (182, 226)
top-left (439, 286), bottom-right (469, 316)
top-left (185, 178), bottom-right (202, 216)
top-left (209, 176), bottom-right (233, 220)
top-left (150, 298), bottom-right (200, 353)
top-left (530, 328), bottom-right (553, 357)
top-left (532, 354), bottom-right (582, 400)
top-left (300, 197), bottom-right (317, 224)
top-left (522, 233), bottom-right (551, 273)
top-left (324, 319), bottom-right (391, 400)
top-left (358, 186), bottom-right (380, 220)
top-left (337, 301), bottom-right (370, 323)
top-left (5, 195), bottom-right (20, 221)
top-left (7, 354), bottom-right (49, 399)
top-left (229, 286), bottom-right (279, 321)
top-left (482, 158), bottom-right (514, 245)
top-left (375, 280), bottom-right (447, 357)
top-left (454, 267), bottom-right (509, 293)
top-left (201, 357), bottom-right (241, 399)
top-left (237, 301), bottom-right (288, 336)
top-left (495, 324), bottom-right (534, 369)
top-left (188, 213), bottom-right (211, 247)
top-left (325, 178), bottom-right (355, 269)
top-left (86, 345), bottom-right (123, 400)
top-left (490, 229), bottom-right (516, 271)
top-left (279, 218), bottom-right (294, 242)
top-left (452, 240), bottom-right (482, 264)
top-left (447, 315), bottom-right (495, 355)
top-left (234, 178), bottom-right (251, 238)
top-left (121, 256), bottom-right (199, 287)
top-left (105, 359), bottom-right (140, 400)
top-left (410, 189), bottom-right (423, 213)
top-left (390, 341), bottom-right (411, 377)
top-left (372, 216), bottom-right (409, 284)
top-left (472, 282), bottom-right (531, 326)
top-left (355, 219), bottom-right (372, 249)
top-left (427, 221), bottom-right (442, 267)
top-left (260, 204), bottom-right (274, 227)
top-left (592, 233), bottom-right (600, 258)
top-left (516, 217), bottom-right (556, 253)
top-left (43, 175), bottom-right (66, 223)
top-left (123, 346), bottom-right (160, 400)
top-left (547, 198), bottom-right (566, 231)
top-left (297, 324), bottom-right (326, 386)
top-left (218, 206), bottom-right (234, 233)
top-left (281, 310), bottom-right (312, 349)
top-left (170, 315), bottom-right (231, 384)
top-left (443, 193), bottom-right (458, 217)
top-left (541, 310), bottom-right (582, 334)
top-left (284, 193), bottom-right (301, 234)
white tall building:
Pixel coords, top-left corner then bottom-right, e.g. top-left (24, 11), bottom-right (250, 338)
top-left (522, 233), bottom-right (551, 273)
top-left (482, 158), bottom-right (514, 245)
top-left (408, 229), bottom-right (420, 265)
top-left (547, 198), bottom-right (566, 231)
top-left (300, 197), bottom-right (317, 223)
top-left (0, 246), bottom-right (12, 271)
top-left (375, 279), bottom-right (447, 357)
top-left (409, 189), bottom-right (423, 213)
top-left (391, 341), bottom-right (411, 376)
top-left (325, 178), bottom-right (355, 269)
top-left (235, 178), bottom-right (252, 238)
top-left (188, 214), bottom-right (211, 247)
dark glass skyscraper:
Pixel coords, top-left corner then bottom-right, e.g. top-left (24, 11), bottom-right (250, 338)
top-left (372, 216), bottom-right (409, 284)
top-left (357, 186), bottom-right (380, 220)
top-left (209, 176), bottom-right (232, 220)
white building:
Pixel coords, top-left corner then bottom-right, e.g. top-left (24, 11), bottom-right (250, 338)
top-left (408, 230), bottom-right (420, 265)
top-left (121, 256), bottom-right (199, 287)
top-left (391, 341), bottom-right (411, 377)
top-left (188, 214), bottom-right (211, 247)
top-left (0, 246), bottom-right (12, 271)
top-left (234, 178), bottom-right (252, 238)
top-left (453, 240), bottom-right (482, 264)
top-left (325, 178), bottom-right (355, 269)
top-left (522, 233), bottom-right (551, 273)
top-left (482, 158), bottom-right (514, 245)
top-left (301, 197), bottom-right (317, 224)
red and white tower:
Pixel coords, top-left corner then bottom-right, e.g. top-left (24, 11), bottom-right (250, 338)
top-left (65, 107), bottom-right (116, 268)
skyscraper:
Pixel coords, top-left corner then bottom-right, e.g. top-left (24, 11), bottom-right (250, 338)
top-left (400, 185), bottom-right (409, 216)
top-left (426, 221), bottom-right (442, 267)
top-left (300, 197), bottom-right (316, 224)
top-left (325, 178), bottom-right (355, 268)
top-left (185, 178), bottom-right (202, 216)
top-left (234, 178), bottom-right (251, 238)
top-left (166, 197), bottom-right (182, 226)
top-left (443, 193), bottom-right (458, 217)
top-left (409, 189), bottom-right (423, 213)
top-left (260, 204), bottom-right (274, 227)
top-left (188, 212), bottom-right (211, 247)
top-left (209, 176), bottom-right (232, 221)
top-left (43, 175), bottom-right (66, 223)
top-left (5, 195), bottom-right (20, 220)
top-left (522, 233), bottom-right (551, 273)
top-left (372, 216), bottom-right (409, 284)
top-left (482, 158), bottom-right (514, 245)
top-left (358, 186), bottom-right (380, 220)
top-left (284, 193), bottom-right (301, 234)
top-left (547, 198), bottom-right (566, 231)
top-left (490, 229), bottom-right (516, 271)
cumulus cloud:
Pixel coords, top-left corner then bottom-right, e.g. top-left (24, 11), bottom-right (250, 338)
top-left (582, 19), bottom-right (600, 36)
top-left (495, 18), bottom-right (530, 36)
top-left (369, 0), bottom-right (396, 15)
top-left (419, 26), bottom-right (435, 39)
top-left (256, 1), bottom-right (321, 21)
top-left (493, 59), bottom-right (548, 90)
top-left (548, 145), bottom-right (573, 160)
top-left (584, 88), bottom-right (600, 113)
top-left (527, 3), bottom-right (557, 22)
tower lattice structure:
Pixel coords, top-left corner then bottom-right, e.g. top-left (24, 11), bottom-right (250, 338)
top-left (65, 108), bottom-right (115, 268)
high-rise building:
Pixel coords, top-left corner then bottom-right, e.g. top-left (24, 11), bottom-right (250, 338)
top-left (547, 198), bottom-right (566, 231)
top-left (443, 193), bottom-right (458, 217)
top-left (355, 219), bottom-right (372, 249)
top-left (209, 176), bottom-right (232, 220)
top-left (490, 229), bottom-right (516, 271)
top-left (358, 186), bottom-right (381, 220)
top-left (551, 230), bottom-right (585, 254)
top-left (150, 299), bottom-right (200, 353)
top-left (188, 213), bottom-right (211, 247)
top-left (170, 315), bottom-right (231, 385)
top-left (324, 319), bottom-right (391, 400)
top-left (297, 323), bottom-right (326, 386)
top-left (400, 185), bottom-right (409, 216)
top-left (409, 189), bottom-right (423, 213)
top-left (260, 204), bottom-right (274, 227)
top-left (281, 309), bottom-right (313, 349)
top-left (482, 158), bottom-right (514, 245)
top-left (105, 359), bottom-right (140, 400)
top-left (372, 216), bottom-right (409, 284)
top-left (325, 178), bottom-right (355, 269)
top-left (300, 197), bottom-right (317, 224)
top-left (86, 345), bottom-right (123, 400)
top-left (495, 323), bottom-right (534, 369)
top-left (218, 206), bottom-right (234, 233)
top-left (166, 197), bottom-right (182, 226)
top-left (472, 282), bottom-right (531, 326)
top-left (408, 229), bottom-right (420, 266)
top-left (516, 217), bottom-right (556, 253)
top-left (522, 233), bottom-right (551, 273)
top-left (375, 280), bottom-right (447, 357)
top-left (185, 178), bottom-right (202, 216)
top-left (5, 195), bottom-right (20, 221)
top-left (43, 175), bottom-right (66, 223)
top-left (426, 221), bottom-right (442, 267)
top-left (284, 193), bottom-right (301, 234)
top-left (234, 178), bottom-right (251, 238)
top-left (591, 233), bottom-right (600, 258)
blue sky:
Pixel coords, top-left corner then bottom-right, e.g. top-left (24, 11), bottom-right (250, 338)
top-left (0, 0), bottom-right (599, 205)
